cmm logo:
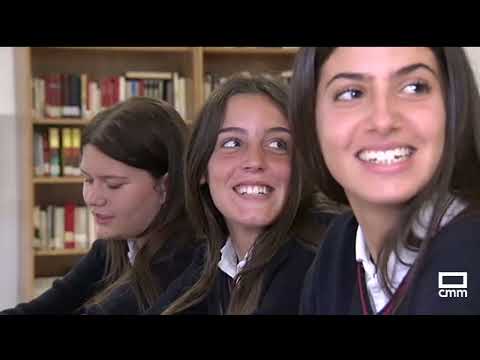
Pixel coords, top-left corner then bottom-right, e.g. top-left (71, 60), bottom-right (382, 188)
top-left (438, 272), bottom-right (468, 298)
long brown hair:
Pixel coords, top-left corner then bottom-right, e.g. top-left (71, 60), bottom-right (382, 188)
top-left (290, 47), bottom-right (480, 307)
top-left (163, 75), bottom-right (317, 314)
top-left (81, 96), bottom-right (194, 311)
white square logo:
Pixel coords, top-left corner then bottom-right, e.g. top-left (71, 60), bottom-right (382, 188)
top-left (438, 272), bottom-right (468, 298)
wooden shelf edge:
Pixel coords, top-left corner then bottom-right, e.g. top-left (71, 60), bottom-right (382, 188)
top-left (33, 118), bottom-right (91, 126)
top-left (33, 177), bottom-right (83, 184)
top-left (204, 47), bottom-right (299, 55)
top-left (39, 47), bottom-right (191, 53)
top-left (35, 249), bottom-right (89, 256)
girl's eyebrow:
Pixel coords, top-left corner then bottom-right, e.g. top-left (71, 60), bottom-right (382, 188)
top-left (80, 168), bottom-right (128, 180)
top-left (326, 62), bottom-right (439, 89)
top-left (218, 127), bottom-right (291, 135)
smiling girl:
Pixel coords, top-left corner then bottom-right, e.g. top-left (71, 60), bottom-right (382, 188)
top-left (292, 47), bottom-right (480, 315)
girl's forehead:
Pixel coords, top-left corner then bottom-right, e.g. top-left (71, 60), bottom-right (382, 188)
top-left (321, 47), bottom-right (440, 78)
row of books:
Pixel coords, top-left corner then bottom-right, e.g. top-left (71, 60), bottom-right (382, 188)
top-left (203, 70), bottom-right (293, 101)
top-left (33, 205), bottom-right (95, 251)
top-left (34, 127), bottom-right (82, 177)
top-left (32, 71), bottom-right (189, 121)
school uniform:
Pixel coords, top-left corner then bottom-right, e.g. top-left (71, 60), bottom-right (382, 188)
top-left (82, 241), bottom-right (197, 314)
top-left (301, 208), bottom-right (480, 315)
top-left (1, 239), bottom-right (197, 315)
top-left (145, 236), bottom-right (317, 315)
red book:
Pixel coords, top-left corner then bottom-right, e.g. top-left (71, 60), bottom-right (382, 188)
top-left (101, 78), bottom-right (107, 109)
top-left (112, 76), bottom-right (119, 105)
top-left (64, 203), bottom-right (76, 249)
top-left (42, 130), bottom-right (50, 176)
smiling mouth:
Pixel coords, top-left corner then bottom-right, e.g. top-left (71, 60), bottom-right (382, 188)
top-left (357, 146), bottom-right (416, 165)
top-left (233, 185), bottom-right (273, 196)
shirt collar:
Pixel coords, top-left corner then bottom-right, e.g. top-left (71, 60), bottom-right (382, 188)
top-left (355, 196), bottom-right (466, 289)
top-left (218, 237), bottom-right (249, 279)
top-left (355, 225), bottom-right (417, 289)
top-left (127, 239), bottom-right (138, 265)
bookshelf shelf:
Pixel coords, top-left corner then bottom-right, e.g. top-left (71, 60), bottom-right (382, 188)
top-left (35, 248), bottom-right (89, 256)
top-left (50, 47), bottom-right (191, 53)
top-left (33, 177), bottom-right (83, 184)
top-left (203, 47), bottom-right (299, 55)
top-left (17, 46), bottom-right (298, 301)
top-left (33, 118), bottom-right (91, 126)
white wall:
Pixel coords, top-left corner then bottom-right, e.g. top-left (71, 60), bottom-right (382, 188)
top-left (465, 47), bottom-right (480, 89)
top-left (0, 47), bottom-right (20, 308)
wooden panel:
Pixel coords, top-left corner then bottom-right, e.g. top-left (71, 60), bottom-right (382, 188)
top-left (192, 47), bottom-right (204, 121)
top-left (204, 47), bottom-right (299, 55)
top-left (35, 183), bottom-right (84, 207)
top-left (204, 52), bottom-right (295, 77)
top-left (35, 254), bottom-right (85, 277)
top-left (31, 47), bottom-right (192, 79)
top-left (14, 47), bottom-right (34, 301)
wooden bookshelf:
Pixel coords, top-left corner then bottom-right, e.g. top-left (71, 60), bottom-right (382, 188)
top-left (53, 47), bottom-right (191, 53)
top-left (33, 118), bottom-right (91, 126)
top-left (16, 46), bottom-right (299, 301)
top-left (203, 47), bottom-right (299, 55)
top-left (35, 248), bottom-right (89, 256)
top-left (33, 177), bottom-right (83, 184)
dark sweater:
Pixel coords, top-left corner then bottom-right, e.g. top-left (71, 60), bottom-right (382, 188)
top-left (300, 211), bottom-right (480, 315)
top-left (145, 238), bottom-right (316, 315)
top-left (1, 239), bottom-right (197, 315)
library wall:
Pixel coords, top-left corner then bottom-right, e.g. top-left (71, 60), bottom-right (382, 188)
top-left (0, 47), bottom-right (20, 308)
top-left (465, 47), bottom-right (480, 89)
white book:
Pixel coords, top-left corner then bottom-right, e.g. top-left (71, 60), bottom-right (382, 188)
top-left (179, 77), bottom-right (187, 120)
top-left (74, 207), bottom-right (88, 249)
top-left (88, 81), bottom-right (97, 117)
top-left (173, 72), bottom-right (180, 114)
top-left (119, 76), bottom-right (126, 102)
top-left (33, 206), bottom-right (41, 250)
top-left (39, 209), bottom-right (48, 250)
top-left (125, 80), bottom-right (132, 99)
top-left (53, 206), bottom-right (65, 250)
top-left (81, 74), bottom-right (88, 118)
top-left (88, 211), bottom-right (96, 247)
top-left (47, 205), bottom-right (55, 250)
top-left (33, 132), bottom-right (44, 176)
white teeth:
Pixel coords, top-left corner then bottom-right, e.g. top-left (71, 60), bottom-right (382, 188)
top-left (358, 147), bottom-right (413, 165)
top-left (235, 185), bottom-right (269, 196)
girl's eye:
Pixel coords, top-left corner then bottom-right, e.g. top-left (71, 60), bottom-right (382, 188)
top-left (83, 177), bottom-right (93, 185)
top-left (402, 81), bottom-right (431, 95)
top-left (222, 138), bottom-right (241, 148)
top-left (268, 139), bottom-right (288, 151)
top-left (335, 88), bottom-right (363, 101)
top-left (107, 184), bottom-right (123, 190)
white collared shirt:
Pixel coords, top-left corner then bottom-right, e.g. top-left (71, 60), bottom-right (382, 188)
top-left (217, 237), bottom-right (249, 279)
top-left (355, 226), bottom-right (417, 313)
top-left (127, 239), bottom-right (138, 265)
top-left (355, 197), bottom-right (466, 313)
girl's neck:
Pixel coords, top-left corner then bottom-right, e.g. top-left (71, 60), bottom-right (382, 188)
top-left (349, 200), bottom-right (402, 263)
top-left (227, 225), bottom-right (261, 260)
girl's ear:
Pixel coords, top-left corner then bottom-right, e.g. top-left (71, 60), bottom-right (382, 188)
top-left (155, 172), bottom-right (169, 205)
